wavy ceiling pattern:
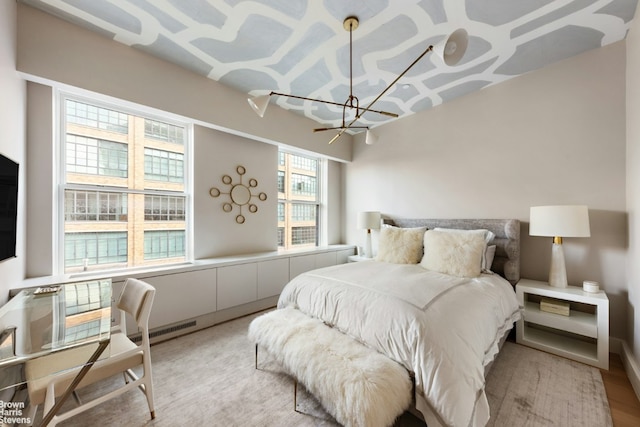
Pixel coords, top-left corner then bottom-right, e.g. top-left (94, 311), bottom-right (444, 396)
top-left (20, 0), bottom-right (639, 131)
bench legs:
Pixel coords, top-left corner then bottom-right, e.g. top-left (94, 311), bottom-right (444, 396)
top-left (255, 343), bottom-right (302, 413)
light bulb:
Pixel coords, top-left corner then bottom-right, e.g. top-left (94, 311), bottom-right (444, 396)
top-left (445, 41), bottom-right (457, 55)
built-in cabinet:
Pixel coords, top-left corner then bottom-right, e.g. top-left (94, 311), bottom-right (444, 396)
top-left (106, 246), bottom-right (354, 338)
top-left (217, 263), bottom-right (258, 311)
top-left (131, 269), bottom-right (217, 331)
top-left (257, 258), bottom-right (290, 300)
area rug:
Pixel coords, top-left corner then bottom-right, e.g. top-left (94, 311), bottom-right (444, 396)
top-left (37, 312), bottom-right (612, 427)
top-left (485, 341), bottom-right (612, 427)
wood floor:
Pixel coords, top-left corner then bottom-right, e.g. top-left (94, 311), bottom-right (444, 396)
top-left (601, 353), bottom-right (640, 426)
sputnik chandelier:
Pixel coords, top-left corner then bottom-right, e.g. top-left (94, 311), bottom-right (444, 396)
top-left (248, 17), bottom-right (468, 145)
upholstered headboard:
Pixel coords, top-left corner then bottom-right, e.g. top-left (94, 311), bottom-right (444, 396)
top-left (384, 218), bottom-right (521, 286)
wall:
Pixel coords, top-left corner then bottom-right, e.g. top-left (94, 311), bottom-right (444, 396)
top-left (626, 4), bottom-right (640, 383)
top-left (0, 1), bottom-right (26, 303)
top-left (193, 125), bottom-right (278, 258)
top-left (345, 41), bottom-right (628, 339)
top-left (16, 3), bottom-right (345, 280)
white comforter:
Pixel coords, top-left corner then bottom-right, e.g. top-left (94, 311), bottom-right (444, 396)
top-left (277, 261), bottom-right (521, 427)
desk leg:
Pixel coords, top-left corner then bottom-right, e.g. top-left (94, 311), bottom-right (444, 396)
top-left (39, 339), bottom-right (109, 427)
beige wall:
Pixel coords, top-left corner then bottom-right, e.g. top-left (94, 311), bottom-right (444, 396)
top-left (0, 0), bottom-right (26, 303)
top-left (626, 6), bottom-right (640, 375)
top-left (345, 41), bottom-right (628, 338)
top-left (193, 125), bottom-right (278, 258)
top-left (15, 3), bottom-right (352, 162)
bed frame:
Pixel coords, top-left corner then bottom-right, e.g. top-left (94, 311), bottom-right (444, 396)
top-left (383, 218), bottom-right (521, 286)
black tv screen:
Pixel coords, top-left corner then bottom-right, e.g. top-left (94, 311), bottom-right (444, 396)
top-left (0, 153), bottom-right (18, 262)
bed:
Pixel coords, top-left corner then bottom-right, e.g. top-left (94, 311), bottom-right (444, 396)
top-left (277, 218), bottom-right (522, 427)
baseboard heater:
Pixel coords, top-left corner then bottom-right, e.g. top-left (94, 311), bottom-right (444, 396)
top-left (131, 320), bottom-right (197, 343)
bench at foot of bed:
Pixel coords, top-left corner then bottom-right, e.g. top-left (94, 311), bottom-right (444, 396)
top-left (248, 306), bottom-right (412, 427)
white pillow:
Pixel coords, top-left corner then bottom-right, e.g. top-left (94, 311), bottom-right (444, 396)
top-left (375, 225), bottom-right (426, 264)
top-left (484, 245), bottom-right (497, 272)
top-left (433, 228), bottom-right (495, 272)
top-left (420, 229), bottom-right (486, 277)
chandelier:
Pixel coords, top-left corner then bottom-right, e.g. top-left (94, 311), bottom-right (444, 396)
top-left (248, 17), bottom-right (468, 144)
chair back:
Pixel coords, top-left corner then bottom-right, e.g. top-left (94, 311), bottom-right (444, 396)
top-left (117, 278), bottom-right (156, 331)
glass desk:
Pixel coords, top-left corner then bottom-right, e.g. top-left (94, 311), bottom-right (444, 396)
top-left (0, 279), bottom-right (112, 426)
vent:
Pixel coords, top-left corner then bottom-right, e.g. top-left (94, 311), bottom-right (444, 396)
top-left (132, 320), bottom-right (196, 342)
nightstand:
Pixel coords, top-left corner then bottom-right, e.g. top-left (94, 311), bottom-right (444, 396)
top-left (347, 255), bottom-right (374, 263)
top-left (516, 279), bottom-right (609, 369)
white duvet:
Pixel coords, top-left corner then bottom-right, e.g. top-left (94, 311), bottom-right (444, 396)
top-left (277, 261), bottom-right (521, 427)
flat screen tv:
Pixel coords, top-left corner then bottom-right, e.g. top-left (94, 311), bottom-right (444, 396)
top-left (0, 153), bottom-right (18, 262)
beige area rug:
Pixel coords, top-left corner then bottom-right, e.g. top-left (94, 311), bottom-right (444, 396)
top-left (31, 311), bottom-right (612, 427)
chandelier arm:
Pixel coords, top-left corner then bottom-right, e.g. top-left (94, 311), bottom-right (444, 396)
top-left (270, 92), bottom-right (397, 117)
top-left (329, 44), bottom-right (435, 144)
top-left (313, 126), bottom-right (368, 132)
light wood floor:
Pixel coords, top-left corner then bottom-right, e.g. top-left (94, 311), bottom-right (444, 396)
top-left (601, 354), bottom-right (640, 426)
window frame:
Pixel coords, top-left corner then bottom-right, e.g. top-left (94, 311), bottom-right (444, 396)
top-left (56, 91), bottom-right (193, 275)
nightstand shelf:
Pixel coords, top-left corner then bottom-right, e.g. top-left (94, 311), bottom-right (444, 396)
top-left (516, 279), bottom-right (609, 369)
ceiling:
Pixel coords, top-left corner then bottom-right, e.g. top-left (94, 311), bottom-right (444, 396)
top-left (19, 0), bottom-right (639, 132)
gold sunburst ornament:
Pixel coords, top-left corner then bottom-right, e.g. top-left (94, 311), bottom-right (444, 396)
top-left (209, 166), bottom-right (267, 224)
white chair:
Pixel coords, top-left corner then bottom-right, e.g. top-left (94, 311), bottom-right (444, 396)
top-left (25, 278), bottom-right (156, 426)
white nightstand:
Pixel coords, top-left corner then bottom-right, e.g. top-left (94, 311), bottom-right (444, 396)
top-left (516, 278), bottom-right (609, 370)
top-left (347, 255), bottom-right (374, 263)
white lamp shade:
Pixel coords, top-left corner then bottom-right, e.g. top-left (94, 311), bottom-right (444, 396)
top-left (365, 130), bottom-right (378, 145)
top-left (433, 28), bottom-right (468, 66)
top-left (247, 94), bottom-right (270, 117)
top-left (529, 205), bottom-right (591, 238)
top-left (357, 211), bottom-right (381, 230)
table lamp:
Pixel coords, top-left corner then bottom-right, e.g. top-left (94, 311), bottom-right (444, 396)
top-left (529, 205), bottom-right (591, 288)
top-left (357, 211), bottom-right (381, 258)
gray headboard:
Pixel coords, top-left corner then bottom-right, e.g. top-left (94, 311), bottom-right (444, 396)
top-left (384, 218), bottom-right (521, 286)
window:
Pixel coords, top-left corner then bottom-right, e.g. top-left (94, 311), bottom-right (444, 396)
top-left (278, 151), bottom-right (320, 249)
top-left (66, 100), bottom-right (128, 133)
top-left (65, 190), bottom-right (127, 222)
top-left (66, 136), bottom-right (128, 177)
top-left (61, 97), bottom-right (188, 274)
top-left (144, 148), bottom-right (184, 182)
top-left (144, 230), bottom-right (186, 260)
top-left (64, 232), bottom-right (128, 268)
top-left (145, 118), bottom-right (184, 144)
top-left (144, 195), bottom-right (185, 221)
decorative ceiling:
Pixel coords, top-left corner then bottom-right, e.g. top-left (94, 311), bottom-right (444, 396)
top-left (19, 0), bottom-right (639, 131)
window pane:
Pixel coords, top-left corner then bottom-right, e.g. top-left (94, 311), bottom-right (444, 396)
top-left (144, 119), bottom-right (185, 145)
top-left (278, 151), bottom-right (320, 249)
top-left (66, 100), bottom-right (128, 133)
top-left (65, 190), bottom-right (127, 221)
top-left (66, 135), bottom-right (127, 177)
top-left (62, 98), bottom-right (187, 273)
top-left (144, 148), bottom-right (184, 183)
top-left (144, 195), bottom-right (185, 221)
top-left (291, 226), bottom-right (317, 245)
top-left (64, 232), bottom-right (128, 267)
top-left (291, 173), bottom-right (317, 197)
top-left (144, 230), bottom-right (186, 259)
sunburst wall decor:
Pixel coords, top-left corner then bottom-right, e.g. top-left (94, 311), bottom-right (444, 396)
top-left (209, 166), bottom-right (267, 224)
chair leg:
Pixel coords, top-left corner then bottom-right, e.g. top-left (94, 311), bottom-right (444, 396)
top-left (293, 379), bottom-right (298, 412)
top-left (26, 403), bottom-right (37, 427)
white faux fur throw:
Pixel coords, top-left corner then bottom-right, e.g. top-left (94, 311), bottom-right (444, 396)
top-left (248, 307), bottom-right (412, 427)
